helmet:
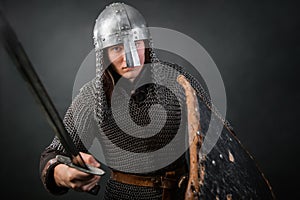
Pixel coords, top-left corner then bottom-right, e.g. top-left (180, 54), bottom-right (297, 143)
top-left (93, 2), bottom-right (151, 67)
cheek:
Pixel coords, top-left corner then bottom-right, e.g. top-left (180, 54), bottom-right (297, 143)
top-left (108, 52), bottom-right (115, 64)
top-left (110, 54), bottom-right (124, 69)
top-left (137, 48), bottom-right (145, 63)
top-left (112, 64), bottom-right (124, 76)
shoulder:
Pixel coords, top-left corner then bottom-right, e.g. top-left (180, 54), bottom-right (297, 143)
top-left (79, 78), bottom-right (97, 96)
top-left (69, 78), bottom-right (96, 111)
top-left (158, 60), bottom-right (184, 72)
top-left (154, 60), bottom-right (201, 88)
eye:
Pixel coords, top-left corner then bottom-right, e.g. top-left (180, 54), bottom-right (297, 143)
top-left (135, 41), bottom-right (141, 48)
top-left (110, 45), bottom-right (123, 52)
top-left (112, 46), bottom-right (121, 51)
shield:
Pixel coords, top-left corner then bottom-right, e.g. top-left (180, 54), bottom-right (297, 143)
top-left (177, 75), bottom-right (275, 200)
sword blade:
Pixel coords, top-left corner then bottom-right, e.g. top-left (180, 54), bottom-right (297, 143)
top-left (0, 11), bottom-right (88, 170)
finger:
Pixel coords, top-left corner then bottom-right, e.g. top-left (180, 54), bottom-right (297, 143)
top-left (86, 179), bottom-right (100, 192)
top-left (68, 167), bottom-right (94, 181)
top-left (87, 156), bottom-right (100, 167)
top-left (79, 152), bottom-right (100, 167)
top-left (76, 174), bottom-right (100, 186)
top-left (71, 175), bottom-right (98, 191)
top-left (80, 176), bottom-right (101, 192)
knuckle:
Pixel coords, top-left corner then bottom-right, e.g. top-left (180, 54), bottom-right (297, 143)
top-left (70, 183), bottom-right (78, 190)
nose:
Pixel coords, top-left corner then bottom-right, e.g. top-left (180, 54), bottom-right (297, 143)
top-left (121, 52), bottom-right (126, 62)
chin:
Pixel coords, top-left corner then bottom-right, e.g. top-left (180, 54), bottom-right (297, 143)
top-left (125, 75), bottom-right (137, 81)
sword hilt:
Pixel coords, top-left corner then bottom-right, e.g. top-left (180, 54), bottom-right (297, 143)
top-left (56, 155), bottom-right (105, 176)
top-left (56, 155), bottom-right (105, 195)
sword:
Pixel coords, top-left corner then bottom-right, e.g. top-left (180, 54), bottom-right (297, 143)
top-left (0, 11), bottom-right (105, 195)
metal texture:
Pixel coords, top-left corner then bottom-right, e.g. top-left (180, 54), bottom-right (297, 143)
top-left (93, 2), bottom-right (150, 67)
top-left (60, 60), bottom-right (276, 199)
top-left (0, 11), bottom-right (104, 195)
top-left (56, 155), bottom-right (105, 175)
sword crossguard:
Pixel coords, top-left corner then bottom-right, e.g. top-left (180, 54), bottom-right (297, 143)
top-left (56, 155), bottom-right (105, 176)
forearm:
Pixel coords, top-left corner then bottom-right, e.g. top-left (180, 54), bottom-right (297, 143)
top-left (39, 148), bottom-right (69, 195)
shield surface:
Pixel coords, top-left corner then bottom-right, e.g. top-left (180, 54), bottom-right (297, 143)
top-left (178, 75), bottom-right (275, 200)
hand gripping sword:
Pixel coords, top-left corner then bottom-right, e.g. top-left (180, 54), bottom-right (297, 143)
top-left (0, 11), bottom-right (105, 195)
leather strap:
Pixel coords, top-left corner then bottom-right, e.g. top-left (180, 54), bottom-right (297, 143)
top-left (41, 157), bottom-right (59, 188)
top-left (41, 157), bottom-right (69, 194)
top-left (110, 166), bottom-right (187, 200)
top-left (111, 171), bottom-right (179, 189)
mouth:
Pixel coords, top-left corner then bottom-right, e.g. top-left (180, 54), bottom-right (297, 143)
top-left (122, 66), bottom-right (138, 71)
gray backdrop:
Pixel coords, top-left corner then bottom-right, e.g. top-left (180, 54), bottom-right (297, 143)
top-left (0, 0), bottom-right (299, 199)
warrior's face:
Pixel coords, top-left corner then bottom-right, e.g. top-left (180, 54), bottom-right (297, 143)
top-left (108, 40), bottom-right (145, 82)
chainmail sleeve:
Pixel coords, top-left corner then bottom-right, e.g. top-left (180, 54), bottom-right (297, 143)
top-left (39, 79), bottom-right (99, 195)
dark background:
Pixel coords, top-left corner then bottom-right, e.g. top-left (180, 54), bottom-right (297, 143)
top-left (0, 0), bottom-right (299, 199)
